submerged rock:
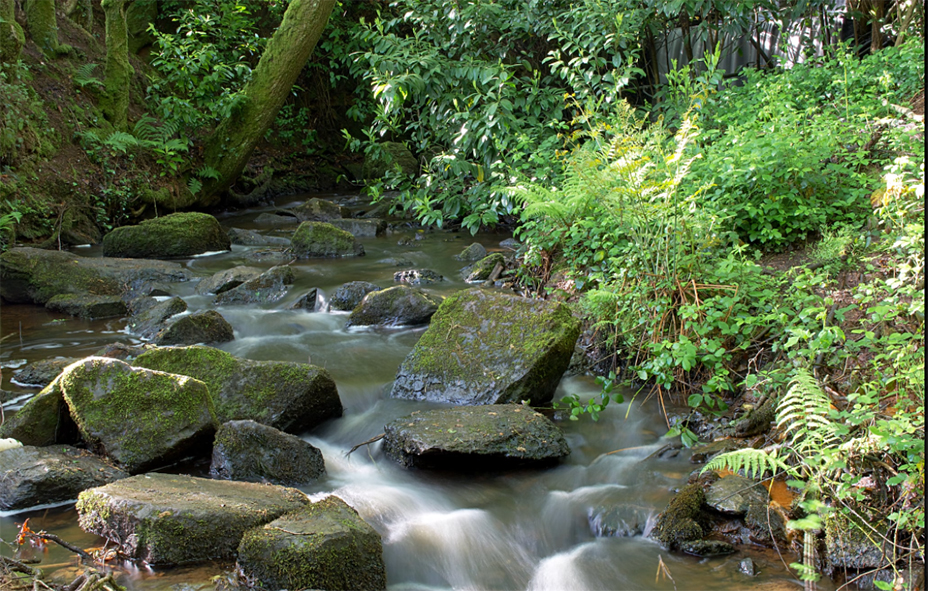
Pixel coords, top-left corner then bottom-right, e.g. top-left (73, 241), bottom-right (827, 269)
top-left (345, 285), bottom-right (441, 328)
top-left (45, 294), bottom-right (128, 319)
top-left (152, 310), bottom-right (235, 346)
top-left (390, 288), bottom-right (581, 406)
top-left (0, 445), bottom-right (128, 511)
top-left (76, 473), bottom-right (310, 566)
top-left (214, 265), bottom-right (295, 305)
top-left (291, 221), bottom-right (365, 258)
top-left (329, 218), bottom-right (387, 237)
top-left (210, 420), bottom-right (325, 486)
top-left (102, 212), bottom-right (231, 258)
top-left (228, 227), bottom-right (291, 247)
top-left (133, 345), bottom-right (342, 433)
top-left (290, 198), bottom-right (350, 223)
top-left (454, 242), bottom-right (488, 262)
top-left (680, 540), bottom-right (736, 557)
top-left (237, 496), bottom-right (386, 591)
top-left (328, 281), bottom-right (381, 312)
top-left (0, 247), bottom-right (190, 305)
top-left (60, 357), bottom-right (218, 473)
top-left (195, 265), bottom-right (262, 296)
top-left (11, 358), bottom-right (77, 388)
top-left (253, 212), bottom-right (299, 227)
top-left (382, 404), bottom-right (570, 470)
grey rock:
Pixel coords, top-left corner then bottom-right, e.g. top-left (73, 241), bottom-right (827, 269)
top-left (228, 227), bottom-right (292, 247)
top-left (394, 268), bottom-right (444, 285)
top-left (390, 288), bottom-right (581, 406)
top-left (153, 310), bottom-right (235, 346)
top-left (383, 404), bottom-right (569, 470)
top-left (454, 242), bottom-right (488, 262)
top-left (127, 296), bottom-right (188, 339)
top-left (0, 445), bottom-right (128, 511)
top-left (45, 294), bottom-right (128, 319)
top-left (329, 281), bottom-right (381, 311)
top-left (291, 221), bottom-right (365, 258)
top-left (329, 218), bottom-right (387, 237)
top-left (214, 265), bottom-right (295, 306)
top-left (289, 288), bottom-right (319, 311)
top-left (706, 474), bottom-right (767, 515)
top-left (0, 379), bottom-right (81, 447)
top-left (345, 285), bottom-right (441, 328)
top-left (195, 265), bottom-right (263, 295)
top-left (76, 473), bottom-right (309, 566)
top-left (739, 557), bottom-right (756, 576)
top-left (464, 253), bottom-right (505, 283)
top-left (210, 420), bottom-right (325, 486)
top-left (253, 212), bottom-right (299, 227)
top-left (102, 212), bottom-right (231, 259)
top-left (825, 512), bottom-right (891, 570)
top-left (290, 198), bottom-right (350, 223)
top-left (237, 496), bottom-right (386, 591)
top-left (12, 358), bottom-right (76, 388)
top-left (679, 540), bottom-right (736, 557)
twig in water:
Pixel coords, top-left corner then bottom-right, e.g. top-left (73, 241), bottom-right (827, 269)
top-left (345, 433), bottom-right (385, 457)
top-left (655, 554), bottom-right (677, 590)
top-left (32, 531), bottom-right (95, 562)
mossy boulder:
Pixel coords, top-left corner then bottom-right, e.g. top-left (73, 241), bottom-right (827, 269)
top-left (290, 198), bottom-right (350, 222)
top-left (706, 473), bottom-right (767, 515)
top-left (329, 281), bottom-right (381, 312)
top-left (825, 511), bottom-right (890, 570)
top-left (345, 285), bottom-right (441, 328)
top-left (0, 380), bottom-right (80, 448)
top-left (237, 496), bottom-right (386, 591)
top-left (228, 227), bottom-right (292, 247)
top-left (76, 473), bottom-right (310, 566)
top-left (195, 265), bottom-right (262, 296)
top-left (210, 420), bottom-right (325, 486)
top-left (0, 247), bottom-right (190, 305)
top-left (11, 358), bottom-right (77, 388)
top-left (383, 404), bottom-right (570, 470)
top-left (152, 310), bottom-right (235, 346)
top-left (362, 141), bottom-right (418, 179)
top-left (102, 212), bottom-right (231, 259)
top-left (133, 345), bottom-right (342, 433)
top-left (127, 296), bottom-right (188, 339)
top-left (290, 221), bottom-right (365, 258)
top-left (214, 265), bottom-right (295, 306)
top-left (390, 288), bottom-right (581, 405)
top-left (464, 253), bottom-right (505, 283)
top-left (45, 294), bottom-right (128, 319)
top-left (0, 445), bottom-right (128, 511)
top-left (253, 212), bottom-right (298, 227)
top-left (651, 483), bottom-right (708, 549)
top-left (60, 357), bottom-right (218, 473)
top-left (454, 242), bottom-right (488, 262)
top-left (329, 218), bottom-right (387, 237)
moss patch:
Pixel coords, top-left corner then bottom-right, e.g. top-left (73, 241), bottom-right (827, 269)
top-left (290, 221), bottom-right (364, 258)
top-left (101, 212), bottom-right (231, 258)
top-left (652, 483), bottom-right (708, 549)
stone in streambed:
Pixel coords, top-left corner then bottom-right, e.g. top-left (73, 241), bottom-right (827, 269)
top-left (383, 404), bottom-right (569, 470)
top-left (127, 296), bottom-right (188, 339)
top-left (651, 483), bottom-right (708, 549)
top-left (214, 265), bottom-right (295, 305)
top-left (152, 310), bottom-right (235, 346)
top-left (328, 281), bottom-right (381, 312)
top-left (329, 218), bottom-right (386, 237)
top-left (454, 242), bottom-right (487, 262)
top-left (463, 253), bottom-right (505, 283)
top-left (76, 473), bottom-right (310, 566)
top-left (210, 420), bottom-right (325, 486)
top-left (195, 265), bottom-right (262, 296)
top-left (290, 221), bottom-right (364, 258)
top-left (0, 445), bottom-right (128, 511)
top-left (390, 288), bottom-right (581, 406)
top-left (102, 212), bottom-right (231, 259)
top-left (345, 285), bottom-right (441, 328)
top-left (133, 345), bottom-right (342, 433)
top-left (394, 268), bottom-right (443, 285)
top-left (11, 358), bottom-right (77, 388)
top-left (60, 357), bottom-right (218, 473)
top-left (228, 227), bottom-right (291, 247)
top-left (237, 496), bottom-right (386, 591)
top-left (290, 198), bottom-right (349, 223)
top-left (0, 378), bottom-right (81, 447)
top-left (45, 294), bottom-right (128, 319)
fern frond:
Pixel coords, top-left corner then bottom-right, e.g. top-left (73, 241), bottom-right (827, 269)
top-left (74, 63), bottom-right (103, 88)
top-left (187, 177), bottom-right (202, 195)
top-left (196, 166), bottom-right (221, 180)
top-left (777, 369), bottom-right (840, 457)
top-left (103, 131), bottom-right (140, 154)
top-left (700, 448), bottom-right (790, 480)
top-left (133, 116), bottom-right (163, 144)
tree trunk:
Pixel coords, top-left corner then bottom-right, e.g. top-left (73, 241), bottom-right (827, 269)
top-left (24, 0), bottom-right (58, 54)
top-left (101, 0), bottom-right (132, 131)
top-left (200, 0), bottom-right (337, 207)
top-left (0, 0), bottom-right (24, 65)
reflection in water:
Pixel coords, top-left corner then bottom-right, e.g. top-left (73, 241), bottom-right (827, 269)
top-left (0, 197), bottom-right (816, 590)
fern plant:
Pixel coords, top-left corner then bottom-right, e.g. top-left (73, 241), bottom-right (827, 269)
top-left (73, 63), bottom-right (104, 89)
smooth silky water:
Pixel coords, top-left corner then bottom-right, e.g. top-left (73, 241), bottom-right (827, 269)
top-left (0, 194), bottom-right (816, 590)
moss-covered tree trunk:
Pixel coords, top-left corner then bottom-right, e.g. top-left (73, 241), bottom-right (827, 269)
top-left (101, 0), bottom-right (132, 131)
top-left (0, 0), bottom-right (25, 65)
top-left (200, 0), bottom-right (336, 207)
top-left (23, 0), bottom-right (58, 54)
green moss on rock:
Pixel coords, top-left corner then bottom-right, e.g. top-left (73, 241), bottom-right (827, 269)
top-left (102, 212), bottom-right (231, 258)
top-left (390, 288), bottom-right (581, 405)
top-left (464, 253), bottom-right (505, 283)
top-left (290, 221), bottom-right (364, 258)
top-left (652, 483), bottom-right (708, 549)
top-left (345, 285), bottom-right (440, 327)
top-left (0, 247), bottom-right (122, 304)
top-left (237, 496), bottom-right (386, 591)
top-left (0, 377), bottom-right (80, 446)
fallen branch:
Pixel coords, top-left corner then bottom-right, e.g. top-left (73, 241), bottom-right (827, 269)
top-left (31, 531), bottom-right (95, 562)
top-left (345, 433), bottom-right (385, 457)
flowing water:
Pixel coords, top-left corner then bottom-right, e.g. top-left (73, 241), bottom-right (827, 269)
top-left (0, 193), bottom-right (817, 590)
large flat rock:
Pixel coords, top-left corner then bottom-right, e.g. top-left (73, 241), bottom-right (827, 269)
top-left (383, 404), bottom-right (570, 470)
top-left (390, 288), bottom-right (581, 405)
top-left (76, 473), bottom-right (310, 566)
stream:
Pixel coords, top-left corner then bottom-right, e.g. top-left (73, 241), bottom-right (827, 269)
top-left (0, 193), bottom-right (817, 590)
